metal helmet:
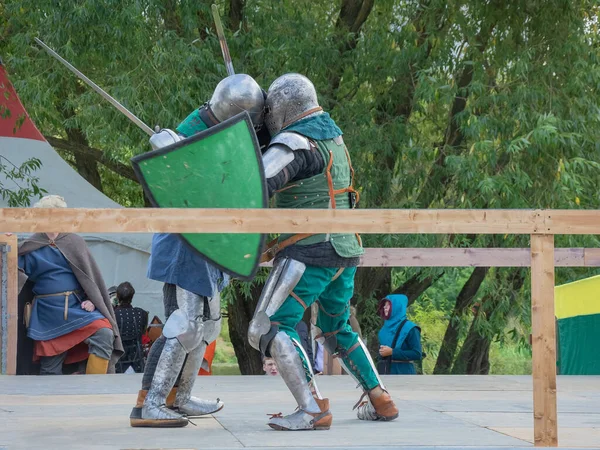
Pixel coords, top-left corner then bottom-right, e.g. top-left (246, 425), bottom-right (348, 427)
top-left (264, 73), bottom-right (321, 136)
top-left (208, 74), bottom-right (265, 128)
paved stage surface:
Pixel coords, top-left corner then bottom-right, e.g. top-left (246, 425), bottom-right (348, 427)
top-left (0, 375), bottom-right (599, 450)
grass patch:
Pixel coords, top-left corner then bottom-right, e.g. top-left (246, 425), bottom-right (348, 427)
top-left (213, 318), bottom-right (239, 365)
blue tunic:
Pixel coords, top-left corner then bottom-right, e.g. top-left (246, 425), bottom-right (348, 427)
top-left (146, 110), bottom-right (230, 297)
top-left (19, 245), bottom-right (105, 341)
top-left (378, 294), bottom-right (422, 375)
top-left (147, 234), bottom-right (229, 297)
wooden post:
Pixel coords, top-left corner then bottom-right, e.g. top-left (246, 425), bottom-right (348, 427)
top-left (531, 234), bottom-right (558, 447)
top-left (323, 350), bottom-right (342, 375)
top-left (0, 234), bottom-right (18, 375)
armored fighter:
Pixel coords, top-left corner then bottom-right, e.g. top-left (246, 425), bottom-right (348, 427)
top-left (248, 73), bottom-right (399, 430)
top-left (129, 73), bottom-right (267, 427)
top-left (32, 29), bottom-right (268, 428)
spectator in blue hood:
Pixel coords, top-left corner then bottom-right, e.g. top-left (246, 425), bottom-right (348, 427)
top-left (377, 294), bottom-right (422, 375)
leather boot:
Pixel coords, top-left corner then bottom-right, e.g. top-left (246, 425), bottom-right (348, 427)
top-left (129, 390), bottom-right (147, 427)
top-left (356, 389), bottom-right (398, 421)
top-left (166, 387), bottom-right (177, 408)
top-left (85, 354), bottom-right (109, 374)
top-left (312, 397), bottom-right (333, 429)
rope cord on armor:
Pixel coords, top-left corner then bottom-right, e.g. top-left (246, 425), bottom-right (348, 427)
top-left (273, 183), bottom-right (299, 194)
top-left (353, 391), bottom-right (369, 410)
top-left (346, 357), bottom-right (370, 407)
top-left (331, 268), bottom-right (344, 282)
top-left (346, 341), bottom-right (361, 355)
top-left (290, 291), bottom-right (308, 309)
top-left (324, 148), bottom-right (362, 246)
top-left (335, 341), bottom-right (371, 401)
top-left (325, 150), bottom-right (337, 209)
top-left (315, 328), bottom-right (343, 343)
top-left (317, 301), bottom-right (348, 318)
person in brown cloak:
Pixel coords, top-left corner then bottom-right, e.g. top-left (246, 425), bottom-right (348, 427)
top-left (17, 195), bottom-right (123, 375)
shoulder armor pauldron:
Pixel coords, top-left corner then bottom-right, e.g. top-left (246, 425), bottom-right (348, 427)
top-left (268, 132), bottom-right (311, 151)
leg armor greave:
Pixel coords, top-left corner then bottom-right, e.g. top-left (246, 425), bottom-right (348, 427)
top-left (319, 332), bottom-right (385, 392)
top-left (143, 288), bottom-right (206, 420)
top-left (291, 336), bottom-right (323, 400)
top-left (270, 332), bottom-right (320, 414)
top-left (162, 287), bottom-right (207, 352)
top-left (173, 293), bottom-right (224, 417)
top-left (248, 257), bottom-right (306, 354)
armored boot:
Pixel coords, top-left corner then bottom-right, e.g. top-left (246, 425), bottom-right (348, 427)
top-left (356, 387), bottom-right (399, 422)
top-left (268, 397), bottom-right (332, 431)
top-left (139, 338), bottom-right (189, 427)
top-left (171, 342), bottom-right (224, 417)
top-left (324, 337), bottom-right (398, 422)
top-left (267, 332), bottom-right (332, 431)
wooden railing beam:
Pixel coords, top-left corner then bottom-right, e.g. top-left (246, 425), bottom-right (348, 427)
top-left (0, 208), bottom-right (547, 234)
top-left (260, 248), bottom-right (600, 268)
top-left (1, 207), bottom-right (600, 235)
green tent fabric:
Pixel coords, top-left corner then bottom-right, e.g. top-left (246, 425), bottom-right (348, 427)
top-left (555, 275), bottom-right (600, 375)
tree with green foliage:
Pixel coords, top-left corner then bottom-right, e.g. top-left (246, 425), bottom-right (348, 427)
top-left (0, 155), bottom-right (45, 206)
top-left (1, 0), bottom-right (599, 374)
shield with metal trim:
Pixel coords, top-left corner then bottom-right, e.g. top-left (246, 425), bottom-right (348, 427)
top-left (131, 112), bottom-right (266, 281)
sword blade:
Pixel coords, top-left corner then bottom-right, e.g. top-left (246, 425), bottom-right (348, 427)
top-left (34, 37), bottom-right (155, 137)
top-left (211, 4), bottom-right (235, 77)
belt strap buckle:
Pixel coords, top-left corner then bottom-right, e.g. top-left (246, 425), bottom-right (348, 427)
top-left (261, 243), bottom-right (280, 263)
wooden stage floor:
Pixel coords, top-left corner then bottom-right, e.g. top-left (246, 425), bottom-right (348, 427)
top-left (0, 374), bottom-right (599, 450)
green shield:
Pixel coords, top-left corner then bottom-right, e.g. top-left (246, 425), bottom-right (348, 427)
top-left (131, 112), bottom-right (266, 281)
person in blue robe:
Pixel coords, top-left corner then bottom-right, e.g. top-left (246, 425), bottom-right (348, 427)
top-left (377, 294), bottom-right (422, 375)
top-left (16, 195), bottom-right (122, 375)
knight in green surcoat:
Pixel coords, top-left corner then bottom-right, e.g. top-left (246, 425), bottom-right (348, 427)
top-left (248, 73), bottom-right (399, 431)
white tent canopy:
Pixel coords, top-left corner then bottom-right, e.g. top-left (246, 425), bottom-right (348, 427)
top-left (0, 63), bottom-right (164, 319)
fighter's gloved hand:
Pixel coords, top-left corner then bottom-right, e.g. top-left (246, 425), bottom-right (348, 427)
top-left (149, 128), bottom-right (182, 150)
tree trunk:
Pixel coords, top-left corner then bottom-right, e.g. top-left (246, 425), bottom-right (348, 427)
top-left (353, 266), bottom-right (392, 356)
top-left (451, 268), bottom-right (527, 374)
top-left (228, 0), bottom-right (245, 31)
top-left (393, 271), bottom-right (445, 306)
top-left (56, 88), bottom-right (104, 193)
top-left (414, 21), bottom-right (497, 209)
top-left (72, 152), bottom-right (104, 192)
top-left (451, 312), bottom-right (491, 374)
top-left (196, 1), bottom-right (213, 41)
top-left (160, 0), bottom-right (183, 36)
top-left (63, 117), bottom-right (103, 192)
top-left (374, 0), bottom-right (441, 127)
top-left (336, 0), bottom-right (375, 45)
top-left (433, 266), bottom-right (489, 374)
top-left (227, 280), bottom-right (264, 374)
top-left (326, 0), bottom-right (375, 102)
top-left (45, 136), bottom-right (138, 182)
top-left (354, 267), bottom-right (391, 303)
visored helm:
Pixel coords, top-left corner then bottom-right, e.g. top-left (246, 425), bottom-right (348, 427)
top-left (264, 73), bottom-right (322, 136)
top-left (209, 74), bottom-right (265, 128)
